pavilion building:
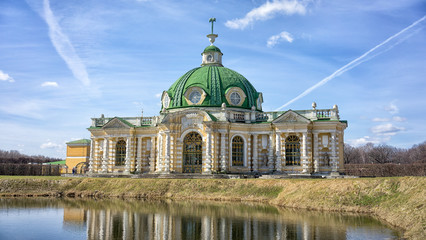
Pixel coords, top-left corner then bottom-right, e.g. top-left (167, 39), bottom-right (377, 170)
top-left (85, 25), bottom-right (347, 176)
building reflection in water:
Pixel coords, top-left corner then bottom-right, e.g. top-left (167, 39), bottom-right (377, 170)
top-left (0, 198), bottom-right (398, 240)
top-left (61, 199), bottom-right (388, 240)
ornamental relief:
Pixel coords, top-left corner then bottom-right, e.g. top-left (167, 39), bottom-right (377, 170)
top-left (181, 113), bottom-right (203, 131)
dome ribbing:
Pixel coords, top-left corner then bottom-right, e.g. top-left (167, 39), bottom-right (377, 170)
top-left (165, 65), bottom-right (260, 110)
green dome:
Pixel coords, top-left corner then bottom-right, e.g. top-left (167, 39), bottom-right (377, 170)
top-left (203, 45), bottom-right (222, 54)
top-left (165, 65), bottom-right (261, 110)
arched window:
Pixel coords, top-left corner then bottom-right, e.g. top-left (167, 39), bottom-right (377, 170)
top-left (183, 132), bottom-right (203, 173)
top-left (115, 140), bottom-right (126, 166)
top-left (232, 136), bottom-right (244, 166)
top-left (285, 135), bottom-right (300, 166)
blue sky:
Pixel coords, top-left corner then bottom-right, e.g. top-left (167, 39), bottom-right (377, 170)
top-left (1, 0), bottom-right (425, 158)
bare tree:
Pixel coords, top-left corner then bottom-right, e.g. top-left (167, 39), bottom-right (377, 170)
top-left (368, 144), bottom-right (396, 164)
top-left (408, 141), bottom-right (426, 163)
top-left (344, 144), bottom-right (359, 164)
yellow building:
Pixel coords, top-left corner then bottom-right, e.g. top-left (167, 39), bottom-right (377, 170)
top-left (65, 139), bottom-right (91, 173)
top-left (86, 25), bottom-right (347, 176)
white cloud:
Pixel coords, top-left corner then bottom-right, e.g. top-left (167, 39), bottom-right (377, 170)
top-left (392, 116), bottom-right (406, 122)
top-left (225, 0), bottom-right (307, 30)
top-left (42, 0), bottom-right (91, 86)
top-left (155, 93), bottom-right (162, 98)
top-left (40, 141), bottom-right (62, 149)
top-left (371, 123), bottom-right (405, 136)
top-left (41, 81), bottom-right (59, 87)
top-left (0, 99), bottom-right (45, 119)
top-left (0, 70), bottom-right (15, 82)
top-left (384, 102), bottom-right (399, 115)
top-left (372, 117), bottom-right (389, 122)
top-left (347, 136), bottom-right (380, 146)
top-left (267, 31), bottom-right (294, 47)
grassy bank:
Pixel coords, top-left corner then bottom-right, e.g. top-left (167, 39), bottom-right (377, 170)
top-left (0, 176), bottom-right (424, 239)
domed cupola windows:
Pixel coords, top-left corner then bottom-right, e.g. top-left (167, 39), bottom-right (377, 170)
top-left (230, 92), bottom-right (241, 105)
top-left (162, 91), bottom-right (170, 109)
top-left (184, 87), bottom-right (207, 105)
top-left (225, 87), bottom-right (246, 107)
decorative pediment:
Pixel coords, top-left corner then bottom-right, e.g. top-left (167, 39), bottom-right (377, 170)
top-left (272, 111), bottom-right (311, 124)
top-left (103, 118), bottom-right (132, 129)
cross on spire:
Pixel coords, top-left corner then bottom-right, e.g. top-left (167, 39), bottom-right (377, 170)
top-left (209, 18), bottom-right (216, 34)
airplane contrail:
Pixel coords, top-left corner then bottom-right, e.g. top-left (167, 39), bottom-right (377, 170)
top-left (275, 15), bottom-right (426, 111)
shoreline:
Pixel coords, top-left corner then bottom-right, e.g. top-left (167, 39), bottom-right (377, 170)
top-left (0, 176), bottom-right (424, 239)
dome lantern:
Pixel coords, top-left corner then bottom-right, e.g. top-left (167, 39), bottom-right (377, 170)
top-left (202, 18), bottom-right (223, 67)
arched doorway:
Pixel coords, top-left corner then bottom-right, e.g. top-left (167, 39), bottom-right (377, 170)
top-left (285, 135), bottom-right (301, 165)
top-left (232, 136), bottom-right (244, 166)
top-left (75, 162), bottom-right (88, 174)
top-left (183, 132), bottom-right (202, 173)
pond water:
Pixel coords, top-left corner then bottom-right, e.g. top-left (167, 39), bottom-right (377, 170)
top-left (0, 198), bottom-right (401, 240)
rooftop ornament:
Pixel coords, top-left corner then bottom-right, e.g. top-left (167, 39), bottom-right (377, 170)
top-left (207, 18), bottom-right (218, 45)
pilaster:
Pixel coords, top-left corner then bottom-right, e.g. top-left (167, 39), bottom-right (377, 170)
top-left (204, 130), bottom-right (212, 174)
top-left (88, 138), bottom-right (95, 173)
top-left (331, 132), bottom-right (338, 173)
top-left (124, 137), bottom-right (131, 174)
top-left (101, 138), bottom-right (109, 173)
top-left (275, 133), bottom-right (282, 172)
top-left (220, 133), bottom-right (227, 172)
top-left (301, 132), bottom-right (309, 173)
top-left (252, 134), bottom-right (258, 172)
top-left (136, 137), bottom-right (142, 173)
top-left (170, 135), bottom-right (174, 172)
top-left (313, 133), bottom-right (319, 173)
top-left (268, 133), bottom-right (274, 170)
top-left (150, 137), bottom-right (156, 173)
top-left (164, 132), bottom-right (171, 173)
top-left (155, 133), bottom-right (163, 173)
top-left (108, 138), bottom-right (115, 172)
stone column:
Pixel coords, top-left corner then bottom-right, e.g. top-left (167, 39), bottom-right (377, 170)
top-left (275, 133), bottom-right (282, 172)
top-left (155, 133), bottom-right (163, 173)
top-left (313, 133), bottom-right (319, 173)
top-left (164, 132), bottom-right (171, 173)
top-left (281, 133), bottom-right (286, 169)
top-left (252, 134), bottom-right (258, 172)
top-left (331, 132), bottom-right (338, 173)
top-left (88, 138), bottom-right (95, 173)
top-left (204, 130), bottom-right (212, 174)
top-left (136, 137), bottom-right (142, 173)
top-left (101, 138), bottom-right (109, 173)
top-left (211, 133), bottom-right (216, 171)
top-left (124, 137), bottom-right (131, 173)
top-left (268, 133), bottom-right (275, 170)
top-left (220, 132), bottom-right (227, 172)
top-left (170, 135), bottom-right (174, 172)
top-left (150, 137), bottom-right (156, 173)
top-left (108, 138), bottom-right (115, 173)
top-left (301, 132), bottom-right (309, 173)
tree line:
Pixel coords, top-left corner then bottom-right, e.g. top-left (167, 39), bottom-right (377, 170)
top-left (344, 141), bottom-right (426, 177)
top-left (0, 149), bottom-right (63, 164)
top-left (344, 141), bottom-right (426, 164)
